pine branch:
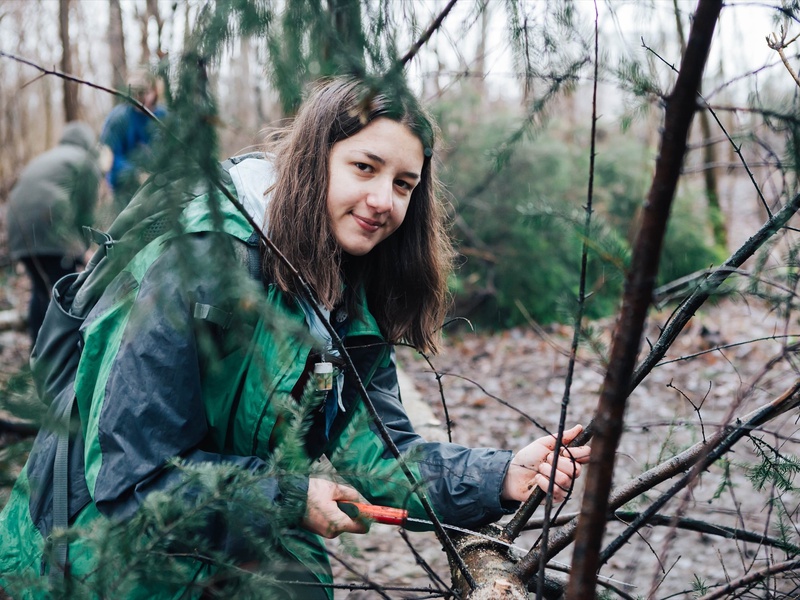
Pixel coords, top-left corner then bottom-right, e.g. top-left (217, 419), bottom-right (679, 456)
top-left (631, 190), bottom-right (800, 390)
top-left (523, 509), bottom-right (800, 554)
top-left (0, 46), bottom-right (477, 590)
top-left (610, 511), bottom-right (800, 554)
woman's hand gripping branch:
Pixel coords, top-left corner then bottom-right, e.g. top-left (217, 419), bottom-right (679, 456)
top-left (501, 424), bottom-right (591, 503)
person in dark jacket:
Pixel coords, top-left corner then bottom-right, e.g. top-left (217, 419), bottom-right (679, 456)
top-left (100, 67), bottom-right (167, 213)
top-left (0, 78), bottom-right (590, 599)
top-left (6, 121), bottom-right (101, 345)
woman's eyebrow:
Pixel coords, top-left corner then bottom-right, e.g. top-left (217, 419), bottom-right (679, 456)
top-left (358, 150), bottom-right (420, 181)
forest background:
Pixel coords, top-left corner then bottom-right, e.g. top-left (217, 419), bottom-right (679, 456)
top-left (0, 0), bottom-right (799, 599)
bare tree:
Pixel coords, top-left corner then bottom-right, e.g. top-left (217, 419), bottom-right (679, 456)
top-left (59, 0), bottom-right (78, 121)
top-left (108, 0), bottom-right (127, 91)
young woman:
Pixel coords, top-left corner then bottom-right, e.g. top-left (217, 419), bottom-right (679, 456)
top-left (0, 77), bottom-right (590, 599)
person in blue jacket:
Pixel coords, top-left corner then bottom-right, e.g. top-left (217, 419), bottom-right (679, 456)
top-left (100, 67), bottom-right (167, 213)
top-left (0, 77), bottom-right (590, 599)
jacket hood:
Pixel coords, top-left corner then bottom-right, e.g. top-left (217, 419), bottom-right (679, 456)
top-left (59, 121), bottom-right (96, 152)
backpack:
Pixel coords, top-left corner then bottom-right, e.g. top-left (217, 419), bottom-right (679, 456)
top-left (28, 154), bottom-right (265, 582)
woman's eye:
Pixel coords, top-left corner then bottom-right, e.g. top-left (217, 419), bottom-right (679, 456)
top-left (354, 162), bottom-right (372, 173)
top-left (395, 180), bottom-right (413, 192)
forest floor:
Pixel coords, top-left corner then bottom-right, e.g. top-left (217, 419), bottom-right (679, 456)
top-left (1, 186), bottom-right (799, 598)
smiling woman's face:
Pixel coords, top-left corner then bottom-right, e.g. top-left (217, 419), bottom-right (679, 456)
top-left (326, 117), bottom-right (424, 256)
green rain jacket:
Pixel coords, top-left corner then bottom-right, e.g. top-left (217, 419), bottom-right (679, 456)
top-left (0, 155), bottom-right (514, 599)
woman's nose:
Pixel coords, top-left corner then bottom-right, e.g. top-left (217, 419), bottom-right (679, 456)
top-left (365, 180), bottom-right (394, 213)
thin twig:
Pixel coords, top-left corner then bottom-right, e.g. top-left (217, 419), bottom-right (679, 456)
top-left (766, 26), bottom-right (800, 88)
top-left (598, 378), bottom-right (800, 567)
top-left (565, 3), bottom-right (724, 595)
top-left (0, 50), bottom-right (160, 122)
top-left (640, 38), bottom-right (773, 216)
top-left (631, 191), bottom-right (800, 390)
top-left (513, 379), bottom-right (800, 582)
top-left (400, 0), bottom-right (459, 66)
top-left (533, 3), bottom-right (601, 597)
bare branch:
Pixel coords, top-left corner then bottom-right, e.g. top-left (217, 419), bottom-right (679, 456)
top-left (696, 558), bottom-right (800, 600)
top-left (534, 4), bottom-right (602, 596)
top-left (400, 0), bottom-right (459, 67)
top-left (632, 191), bottom-right (800, 390)
top-left (766, 26), bottom-right (800, 88)
top-left (0, 50), bottom-right (160, 122)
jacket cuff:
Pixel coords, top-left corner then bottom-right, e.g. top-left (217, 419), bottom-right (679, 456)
top-left (484, 450), bottom-right (519, 519)
top-left (275, 472), bottom-right (309, 525)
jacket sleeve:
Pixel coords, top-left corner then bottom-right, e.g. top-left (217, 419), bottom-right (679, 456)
top-left (76, 233), bottom-right (307, 559)
top-left (99, 106), bottom-right (135, 189)
top-left (325, 346), bottom-right (517, 529)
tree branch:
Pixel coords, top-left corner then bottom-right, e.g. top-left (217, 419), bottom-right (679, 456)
top-left (534, 3), bottom-right (602, 596)
top-left (631, 190), bottom-right (800, 390)
top-left (696, 558), bottom-right (800, 600)
top-left (766, 26), bottom-right (800, 89)
top-left (400, 0), bottom-right (459, 67)
top-left (0, 50), bottom-right (160, 122)
top-left (564, 2), bottom-right (723, 596)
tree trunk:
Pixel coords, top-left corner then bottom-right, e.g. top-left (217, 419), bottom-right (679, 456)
top-left (472, 1), bottom-right (488, 103)
top-left (673, 0), bottom-right (727, 251)
top-left (136, 2), bottom-right (150, 65)
top-left (699, 107), bottom-right (727, 248)
top-left (146, 0), bottom-right (165, 58)
top-left (59, 0), bottom-right (79, 121)
top-left (237, 35), bottom-right (257, 131)
top-left (108, 0), bottom-right (127, 91)
top-left (565, 1), bottom-right (723, 597)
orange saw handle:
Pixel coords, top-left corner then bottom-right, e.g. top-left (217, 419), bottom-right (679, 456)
top-left (337, 501), bottom-right (408, 526)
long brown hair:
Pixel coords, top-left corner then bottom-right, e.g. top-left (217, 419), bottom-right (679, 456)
top-left (265, 76), bottom-right (452, 353)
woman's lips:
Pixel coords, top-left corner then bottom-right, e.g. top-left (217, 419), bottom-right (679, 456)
top-left (353, 213), bottom-right (381, 232)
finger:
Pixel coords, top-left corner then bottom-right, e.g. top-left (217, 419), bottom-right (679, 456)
top-left (321, 506), bottom-right (370, 538)
top-left (545, 455), bottom-right (582, 479)
top-left (533, 473), bottom-right (567, 501)
top-left (538, 463), bottom-right (578, 492)
top-left (562, 445), bottom-right (592, 464)
top-left (332, 483), bottom-right (364, 503)
top-left (536, 424), bottom-right (584, 451)
top-left (560, 424), bottom-right (584, 445)
top-left (337, 513), bottom-right (370, 535)
top-left (551, 448), bottom-right (589, 471)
